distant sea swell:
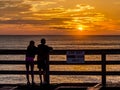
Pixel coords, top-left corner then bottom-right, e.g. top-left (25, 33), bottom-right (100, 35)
top-left (0, 35), bottom-right (120, 49)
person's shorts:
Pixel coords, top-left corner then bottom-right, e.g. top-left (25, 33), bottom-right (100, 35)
top-left (26, 57), bottom-right (34, 66)
top-left (37, 61), bottom-right (46, 71)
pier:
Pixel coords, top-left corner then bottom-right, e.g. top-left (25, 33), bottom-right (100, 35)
top-left (0, 49), bottom-right (120, 90)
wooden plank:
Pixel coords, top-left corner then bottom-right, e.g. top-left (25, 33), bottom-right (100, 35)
top-left (0, 49), bottom-right (120, 55)
top-left (0, 71), bottom-right (102, 75)
top-left (0, 61), bottom-right (102, 65)
top-left (0, 61), bottom-right (120, 65)
top-left (0, 71), bottom-right (120, 75)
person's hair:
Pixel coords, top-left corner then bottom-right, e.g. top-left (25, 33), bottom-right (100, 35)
top-left (30, 40), bottom-right (35, 46)
top-left (41, 38), bottom-right (46, 44)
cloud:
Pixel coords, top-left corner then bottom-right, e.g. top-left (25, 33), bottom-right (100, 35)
top-left (0, 0), bottom-right (23, 8)
top-left (0, 1), bottom-right (119, 34)
top-left (51, 26), bottom-right (74, 30)
top-left (0, 0), bottom-right (32, 20)
top-left (0, 17), bottom-right (71, 25)
top-left (0, 3), bottom-right (108, 32)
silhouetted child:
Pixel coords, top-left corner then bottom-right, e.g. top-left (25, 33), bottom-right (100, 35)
top-left (25, 40), bottom-right (37, 85)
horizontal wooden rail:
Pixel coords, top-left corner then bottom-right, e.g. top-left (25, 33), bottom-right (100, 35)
top-left (0, 49), bottom-right (120, 55)
top-left (0, 60), bottom-right (120, 65)
top-left (0, 71), bottom-right (120, 75)
top-left (0, 71), bottom-right (101, 75)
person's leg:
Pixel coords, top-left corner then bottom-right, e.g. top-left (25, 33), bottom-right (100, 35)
top-left (43, 64), bottom-right (47, 84)
top-left (26, 62), bottom-right (30, 85)
top-left (37, 61), bottom-right (43, 84)
top-left (43, 70), bottom-right (46, 83)
top-left (31, 62), bottom-right (34, 85)
top-left (39, 69), bottom-right (42, 84)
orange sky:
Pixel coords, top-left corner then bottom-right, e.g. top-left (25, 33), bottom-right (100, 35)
top-left (0, 0), bottom-right (120, 35)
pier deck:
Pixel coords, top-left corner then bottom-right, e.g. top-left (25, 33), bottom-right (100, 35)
top-left (0, 83), bottom-right (120, 90)
top-left (0, 83), bottom-right (98, 90)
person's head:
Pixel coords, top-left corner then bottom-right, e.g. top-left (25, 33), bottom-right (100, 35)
top-left (29, 40), bottom-right (35, 46)
top-left (41, 38), bottom-right (46, 44)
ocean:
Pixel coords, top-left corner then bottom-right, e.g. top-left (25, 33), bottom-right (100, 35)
top-left (0, 35), bottom-right (120, 50)
top-left (0, 35), bottom-right (120, 84)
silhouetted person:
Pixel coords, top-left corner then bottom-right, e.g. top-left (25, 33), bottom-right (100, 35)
top-left (37, 38), bottom-right (53, 85)
top-left (25, 40), bottom-right (37, 85)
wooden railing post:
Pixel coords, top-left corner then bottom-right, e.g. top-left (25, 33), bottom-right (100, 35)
top-left (101, 53), bottom-right (106, 88)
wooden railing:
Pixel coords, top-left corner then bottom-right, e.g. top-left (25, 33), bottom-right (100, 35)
top-left (0, 49), bottom-right (120, 88)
